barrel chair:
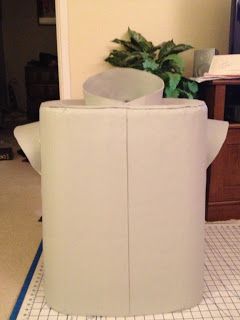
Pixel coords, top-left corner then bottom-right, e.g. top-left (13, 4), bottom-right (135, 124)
top-left (14, 68), bottom-right (228, 316)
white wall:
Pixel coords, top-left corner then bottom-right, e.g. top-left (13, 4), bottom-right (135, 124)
top-left (57, 0), bottom-right (231, 99)
top-left (2, 0), bottom-right (57, 110)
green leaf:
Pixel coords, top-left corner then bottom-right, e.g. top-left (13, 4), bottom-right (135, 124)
top-left (141, 52), bottom-right (159, 71)
top-left (105, 50), bottom-right (129, 66)
top-left (158, 40), bottom-right (176, 58)
top-left (169, 89), bottom-right (180, 98)
top-left (105, 50), bottom-right (143, 69)
top-left (112, 39), bottom-right (139, 52)
top-left (170, 44), bottom-right (193, 54)
top-left (160, 72), bottom-right (181, 97)
top-left (187, 80), bottom-right (198, 94)
top-left (177, 88), bottom-right (194, 99)
top-left (167, 73), bottom-right (181, 91)
top-left (160, 54), bottom-right (184, 74)
top-left (157, 41), bottom-right (192, 59)
top-left (142, 58), bottom-right (159, 71)
top-left (128, 27), bottom-right (154, 52)
top-left (163, 86), bottom-right (180, 98)
top-left (124, 52), bottom-right (143, 64)
top-left (178, 78), bottom-right (199, 98)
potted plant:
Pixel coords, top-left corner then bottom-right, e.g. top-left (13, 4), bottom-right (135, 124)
top-left (105, 28), bottom-right (198, 99)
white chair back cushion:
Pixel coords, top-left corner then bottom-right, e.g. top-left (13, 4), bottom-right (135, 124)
top-left (41, 100), bottom-right (207, 315)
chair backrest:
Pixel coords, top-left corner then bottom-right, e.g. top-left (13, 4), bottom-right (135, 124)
top-left (83, 68), bottom-right (164, 105)
top-left (40, 99), bottom-right (208, 315)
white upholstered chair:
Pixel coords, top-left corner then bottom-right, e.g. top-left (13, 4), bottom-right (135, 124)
top-left (14, 69), bottom-right (228, 316)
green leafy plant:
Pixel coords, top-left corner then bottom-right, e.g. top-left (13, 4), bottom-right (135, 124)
top-left (105, 28), bottom-right (198, 99)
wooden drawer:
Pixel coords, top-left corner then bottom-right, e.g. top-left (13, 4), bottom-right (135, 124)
top-left (200, 80), bottom-right (240, 221)
top-left (209, 126), bottom-right (240, 202)
top-left (207, 126), bottom-right (240, 220)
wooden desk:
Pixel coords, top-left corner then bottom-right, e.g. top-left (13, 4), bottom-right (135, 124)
top-left (200, 79), bottom-right (240, 221)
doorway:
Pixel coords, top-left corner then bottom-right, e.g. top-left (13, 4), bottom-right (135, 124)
top-left (0, 0), bottom-right (58, 150)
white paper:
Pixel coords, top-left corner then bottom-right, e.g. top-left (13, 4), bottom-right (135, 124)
top-left (206, 54), bottom-right (240, 76)
top-left (190, 74), bottom-right (240, 83)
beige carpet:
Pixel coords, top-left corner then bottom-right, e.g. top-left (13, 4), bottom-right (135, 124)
top-left (0, 127), bottom-right (42, 320)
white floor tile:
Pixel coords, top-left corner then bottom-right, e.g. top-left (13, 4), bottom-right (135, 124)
top-left (15, 224), bottom-right (240, 320)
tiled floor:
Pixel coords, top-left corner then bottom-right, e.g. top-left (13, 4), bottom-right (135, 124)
top-left (15, 224), bottom-right (240, 320)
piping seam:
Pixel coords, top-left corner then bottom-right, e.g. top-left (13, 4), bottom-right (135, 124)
top-left (126, 109), bottom-right (131, 313)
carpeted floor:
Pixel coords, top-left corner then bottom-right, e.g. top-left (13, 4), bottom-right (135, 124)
top-left (0, 125), bottom-right (42, 320)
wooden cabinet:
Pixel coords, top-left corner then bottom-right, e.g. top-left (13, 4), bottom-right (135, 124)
top-left (25, 65), bottom-right (59, 121)
top-left (201, 80), bottom-right (240, 221)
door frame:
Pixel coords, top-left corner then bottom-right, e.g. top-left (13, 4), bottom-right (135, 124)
top-left (55, 0), bottom-right (71, 99)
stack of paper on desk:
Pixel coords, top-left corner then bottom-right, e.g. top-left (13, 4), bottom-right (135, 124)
top-left (206, 54), bottom-right (240, 76)
top-left (191, 54), bottom-right (240, 83)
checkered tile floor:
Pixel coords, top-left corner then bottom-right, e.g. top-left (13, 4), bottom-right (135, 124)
top-left (15, 224), bottom-right (240, 320)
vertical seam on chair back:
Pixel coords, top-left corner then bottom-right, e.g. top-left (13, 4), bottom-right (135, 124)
top-left (125, 108), bottom-right (131, 314)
